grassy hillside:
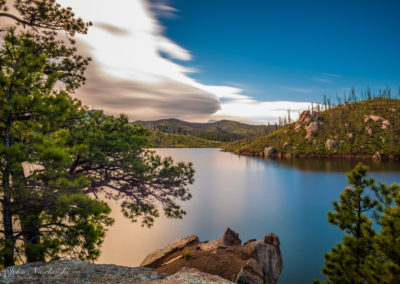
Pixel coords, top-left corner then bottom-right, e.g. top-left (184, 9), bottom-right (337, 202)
top-left (135, 118), bottom-right (276, 142)
top-left (223, 99), bottom-right (400, 159)
top-left (149, 132), bottom-right (223, 148)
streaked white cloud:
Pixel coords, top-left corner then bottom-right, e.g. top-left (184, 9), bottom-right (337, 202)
top-left (322, 72), bottom-right (342, 78)
top-left (312, 77), bottom-right (334, 84)
top-left (213, 93), bottom-right (312, 124)
top-left (54, 0), bottom-right (312, 124)
top-left (282, 87), bottom-right (313, 94)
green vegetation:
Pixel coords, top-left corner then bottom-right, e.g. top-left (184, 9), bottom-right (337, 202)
top-left (135, 118), bottom-right (277, 147)
top-left (150, 131), bottom-right (223, 148)
top-left (315, 164), bottom-right (400, 283)
top-left (0, 0), bottom-right (194, 267)
top-left (224, 99), bottom-right (400, 158)
top-left (183, 251), bottom-right (191, 260)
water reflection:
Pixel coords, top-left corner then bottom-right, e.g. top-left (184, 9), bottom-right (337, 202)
top-left (97, 149), bottom-right (400, 284)
top-left (269, 157), bottom-right (400, 172)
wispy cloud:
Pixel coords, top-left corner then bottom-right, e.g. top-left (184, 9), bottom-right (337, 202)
top-left (57, 0), bottom-right (224, 121)
top-left (95, 22), bottom-right (131, 36)
top-left (322, 72), bottom-right (342, 78)
top-left (214, 99), bottom-right (312, 124)
top-left (282, 87), bottom-right (313, 93)
top-left (148, 0), bottom-right (179, 18)
top-left (55, 0), bottom-right (313, 124)
top-left (312, 77), bottom-right (334, 84)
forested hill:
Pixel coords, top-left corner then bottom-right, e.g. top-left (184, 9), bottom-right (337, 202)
top-left (223, 98), bottom-right (400, 159)
top-left (134, 118), bottom-right (277, 147)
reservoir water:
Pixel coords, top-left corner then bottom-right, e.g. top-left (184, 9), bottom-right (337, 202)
top-left (97, 148), bottom-right (400, 283)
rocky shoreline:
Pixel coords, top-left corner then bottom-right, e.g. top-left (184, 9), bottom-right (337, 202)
top-left (230, 150), bottom-right (400, 161)
top-left (0, 229), bottom-right (282, 284)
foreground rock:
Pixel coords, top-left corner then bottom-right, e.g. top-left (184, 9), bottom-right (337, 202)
top-left (141, 228), bottom-right (283, 284)
top-left (0, 259), bottom-right (232, 284)
top-left (141, 235), bottom-right (199, 267)
top-left (0, 259), bottom-right (165, 283)
top-left (160, 267), bottom-right (233, 283)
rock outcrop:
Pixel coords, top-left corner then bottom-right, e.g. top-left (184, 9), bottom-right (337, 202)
top-left (305, 121), bottom-right (319, 140)
top-left (297, 110), bottom-right (324, 140)
top-left (0, 259), bottom-right (235, 284)
top-left (373, 151), bottom-right (382, 160)
top-left (382, 120), bottom-right (391, 129)
top-left (234, 259), bottom-right (264, 284)
top-left (161, 267), bottom-right (233, 283)
top-left (0, 259), bottom-right (166, 284)
top-left (325, 139), bottom-right (338, 150)
top-left (264, 147), bottom-right (276, 158)
top-left (220, 227), bottom-right (242, 246)
top-left (141, 235), bottom-right (199, 267)
top-left (141, 228), bottom-right (283, 284)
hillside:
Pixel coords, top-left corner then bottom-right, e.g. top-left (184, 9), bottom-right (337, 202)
top-left (223, 99), bottom-right (400, 159)
top-left (150, 132), bottom-right (223, 148)
top-left (135, 118), bottom-right (276, 142)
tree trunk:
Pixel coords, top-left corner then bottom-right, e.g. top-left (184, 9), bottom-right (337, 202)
top-left (19, 210), bottom-right (44, 262)
top-left (2, 123), bottom-right (15, 267)
top-left (2, 196), bottom-right (15, 267)
top-left (21, 223), bottom-right (44, 262)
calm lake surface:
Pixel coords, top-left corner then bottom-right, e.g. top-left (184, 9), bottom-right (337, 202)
top-left (97, 148), bottom-right (400, 283)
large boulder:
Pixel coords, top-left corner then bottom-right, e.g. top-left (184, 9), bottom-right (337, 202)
top-left (294, 123), bottom-right (302, 132)
top-left (199, 228), bottom-right (242, 252)
top-left (262, 233), bottom-right (280, 247)
top-left (234, 259), bottom-right (264, 284)
top-left (382, 120), bottom-right (391, 129)
top-left (0, 259), bottom-right (168, 283)
top-left (263, 147), bottom-right (276, 158)
top-left (0, 260), bottom-right (236, 284)
top-left (298, 110), bottom-right (311, 124)
top-left (373, 151), bottom-right (382, 160)
top-left (221, 228), bottom-right (242, 246)
top-left (325, 139), bottom-right (338, 151)
top-left (305, 121), bottom-right (319, 140)
top-left (141, 235), bottom-right (199, 267)
top-left (369, 115), bottom-right (383, 122)
top-left (161, 267), bottom-right (234, 283)
top-left (249, 237), bottom-right (283, 284)
top-left (309, 112), bottom-right (319, 121)
top-left (142, 229), bottom-right (283, 284)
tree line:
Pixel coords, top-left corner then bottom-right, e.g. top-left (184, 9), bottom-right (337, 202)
top-left (275, 86), bottom-right (400, 128)
top-left (0, 0), bottom-right (194, 267)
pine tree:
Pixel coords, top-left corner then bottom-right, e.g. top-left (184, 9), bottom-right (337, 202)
top-left (0, 0), bottom-right (195, 266)
top-left (315, 164), bottom-right (379, 283)
top-left (315, 165), bottom-right (400, 283)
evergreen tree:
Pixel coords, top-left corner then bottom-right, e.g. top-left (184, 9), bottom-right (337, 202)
top-left (0, 0), bottom-right (195, 266)
top-left (315, 164), bottom-right (400, 283)
top-left (373, 183), bottom-right (400, 283)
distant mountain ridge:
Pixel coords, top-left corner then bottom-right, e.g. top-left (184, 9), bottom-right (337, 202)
top-left (134, 118), bottom-right (277, 145)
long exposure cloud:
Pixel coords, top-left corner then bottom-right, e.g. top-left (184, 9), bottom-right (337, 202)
top-left (54, 0), bottom-right (311, 123)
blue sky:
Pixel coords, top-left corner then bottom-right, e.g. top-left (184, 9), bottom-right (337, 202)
top-left (57, 0), bottom-right (400, 124)
top-left (159, 0), bottom-right (400, 102)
